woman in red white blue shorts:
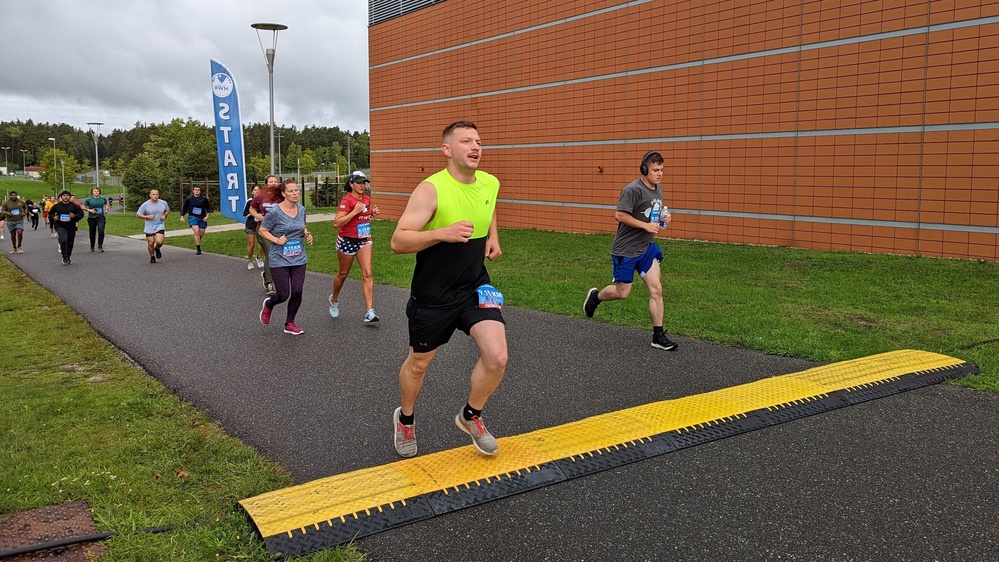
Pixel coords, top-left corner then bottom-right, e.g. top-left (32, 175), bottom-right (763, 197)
top-left (329, 171), bottom-right (381, 323)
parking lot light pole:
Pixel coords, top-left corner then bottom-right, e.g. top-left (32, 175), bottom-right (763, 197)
top-left (86, 122), bottom-right (103, 188)
top-left (251, 22), bottom-right (287, 176)
top-left (48, 137), bottom-right (56, 194)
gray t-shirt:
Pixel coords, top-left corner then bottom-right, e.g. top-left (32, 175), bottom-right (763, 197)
top-left (610, 178), bottom-right (664, 258)
top-left (261, 204), bottom-right (308, 268)
top-left (137, 199), bottom-right (170, 235)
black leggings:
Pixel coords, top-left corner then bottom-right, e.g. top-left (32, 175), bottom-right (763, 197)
top-left (88, 216), bottom-right (106, 249)
top-left (56, 227), bottom-right (76, 258)
top-left (267, 264), bottom-right (306, 324)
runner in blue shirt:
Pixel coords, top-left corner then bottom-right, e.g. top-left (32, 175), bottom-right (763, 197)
top-left (179, 185), bottom-right (211, 255)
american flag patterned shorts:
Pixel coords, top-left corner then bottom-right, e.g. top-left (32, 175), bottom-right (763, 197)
top-left (336, 234), bottom-right (372, 256)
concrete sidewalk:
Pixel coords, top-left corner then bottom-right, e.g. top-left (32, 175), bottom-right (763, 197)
top-left (6, 224), bottom-right (998, 561)
top-left (127, 212), bottom-right (338, 239)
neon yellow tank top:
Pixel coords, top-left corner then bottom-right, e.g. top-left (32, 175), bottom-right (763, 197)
top-left (423, 168), bottom-right (499, 239)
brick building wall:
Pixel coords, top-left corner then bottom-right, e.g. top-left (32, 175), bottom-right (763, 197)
top-left (368, 1), bottom-right (999, 260)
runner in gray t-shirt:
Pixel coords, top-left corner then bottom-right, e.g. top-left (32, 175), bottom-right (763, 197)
top-left (258, 179), bottom-right (314, 335)
top-left (583, 151), bottom-right (678, 351)
top-left (136, 189), bottom-right (170, 263)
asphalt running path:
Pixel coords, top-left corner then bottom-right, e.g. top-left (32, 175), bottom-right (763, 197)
top-left (6, 223), bottom-right (998, 561)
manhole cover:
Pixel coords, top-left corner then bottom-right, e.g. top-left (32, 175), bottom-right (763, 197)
top-left (0, 501), bottom-right (106, 561)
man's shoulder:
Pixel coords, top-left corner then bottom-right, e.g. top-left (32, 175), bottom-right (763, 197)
top-left (622, 178), bottom-right (647, 191)
top-left (475, 170), bottom-right (499, 184)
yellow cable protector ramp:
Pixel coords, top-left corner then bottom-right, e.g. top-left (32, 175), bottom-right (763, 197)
top-left (240, 349), bottom-right (977, 558)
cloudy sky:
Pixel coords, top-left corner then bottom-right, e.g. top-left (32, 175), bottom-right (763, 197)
top-left (1, 0), bottom-right (370, 133)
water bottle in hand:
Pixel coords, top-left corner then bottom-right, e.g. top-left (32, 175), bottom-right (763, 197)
top-left (659, 205), bottom-right (670, 229)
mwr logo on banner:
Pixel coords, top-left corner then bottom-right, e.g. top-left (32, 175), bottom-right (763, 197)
top-left (211, 59), bottom-right (248, 221)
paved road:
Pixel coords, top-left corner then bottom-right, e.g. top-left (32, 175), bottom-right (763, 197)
top-left (6, 224), bottom-right (997, 561)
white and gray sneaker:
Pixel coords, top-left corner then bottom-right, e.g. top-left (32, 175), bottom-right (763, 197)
top-left (328, 296), bottom-right (340, 318)
top-left (393, 407), bottom-right (417, 458)
top-left (455, 412), bottom-right (498, 456)
top-left (364, 308), bottom-right (380, 323)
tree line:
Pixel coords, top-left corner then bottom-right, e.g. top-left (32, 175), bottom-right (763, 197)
top-left (1, 119), bottom-right (369, 207)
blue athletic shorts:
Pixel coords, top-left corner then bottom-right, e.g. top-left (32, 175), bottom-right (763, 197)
top-left (611, 242), bottom-right (664, 284)
top-left (188, 216), bottom-right (208, 229)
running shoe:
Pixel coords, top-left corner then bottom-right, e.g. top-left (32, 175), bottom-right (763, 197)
top-left (265, 282), bottom-right (276, 296)
top-left (255, 257), bottom-right (264, 268)
top-left (16, 248), bottom-right (23, 254)
top-left (364, 308), bottom-right (379, 323)
top-left (98, 247), bottom-right (103, 252)
top-left (583, 288), bottom-right (600, 318)
top-left (328, 296), bottom-right (339, 318)
top-left (260, 270), bottom-right (267, 288)
top-left (196, 248), bottom-right (202, 255)
top-left (259, 298), bottom-right (271, 325)
top-left (150, 256), bottom-right (156, 264)
top-left (393, 407), bottom-right (417, 458)
top-left (8, 249), bottom-right (15, 254)
top-left (455, 412), bottom-right (498, 456)
top-left (247, 261), bottom-right (254, 270)
top-left (154, 247), bottom-right (162, 259)
top-left (283, 322), bottom-right (304, 335)
top-left (652, 331), bottom-right (679, 351)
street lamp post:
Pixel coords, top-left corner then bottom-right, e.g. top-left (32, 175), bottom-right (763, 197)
top-left (20, 149), bottom-right (27, 175)
top-left (48, 137), bottom-right (57, 195)
top-left (251, 22), bottom-right (288, 176)
top-left (276, 132), bottom-right (283, 177)
top-left (1, 146), bottom-right (9, 176)
top-left (61, 159), bottom-right (65, 192)
top-left (86, 122), bottom-right (103, 189)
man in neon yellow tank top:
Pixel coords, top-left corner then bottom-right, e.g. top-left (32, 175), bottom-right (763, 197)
top-left (390, 121), bottom-right (507, 458)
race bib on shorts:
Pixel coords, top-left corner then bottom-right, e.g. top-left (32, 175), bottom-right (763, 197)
top-left (476, 284), bottom-right (504, 309)
top-left (356, 222), bottom-right (371, 238)
top-left (192, 207), bottom-right (202, 215)
top-left (60, 214), bottom-right (71, 221)
top-left (282, 239), bottom-right (303, 258)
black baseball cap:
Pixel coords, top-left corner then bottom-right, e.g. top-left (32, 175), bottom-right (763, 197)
top-left (348, 171), bottom-right (370, 183)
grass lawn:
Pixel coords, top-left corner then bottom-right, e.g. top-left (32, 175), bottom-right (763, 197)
top-left (0, 258), bottom-right (364, 560)
top-left (164, 218), bottom-right (998, 393)
top-left (1, 176), bottom-right (98, 201)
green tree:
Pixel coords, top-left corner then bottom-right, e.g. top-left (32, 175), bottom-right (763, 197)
top-left (285, 142), bottom-right (304, 176)
top-left (143, 118), bottom-right (216, 201)
top-left (299, 151), bottom-right (317, 176)
top-left (37, 149), bottom-right (81, 195)
top-left (122, 153), bottom-right (164, 209)
top-left (248, 155), bottom-right (270, 185)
